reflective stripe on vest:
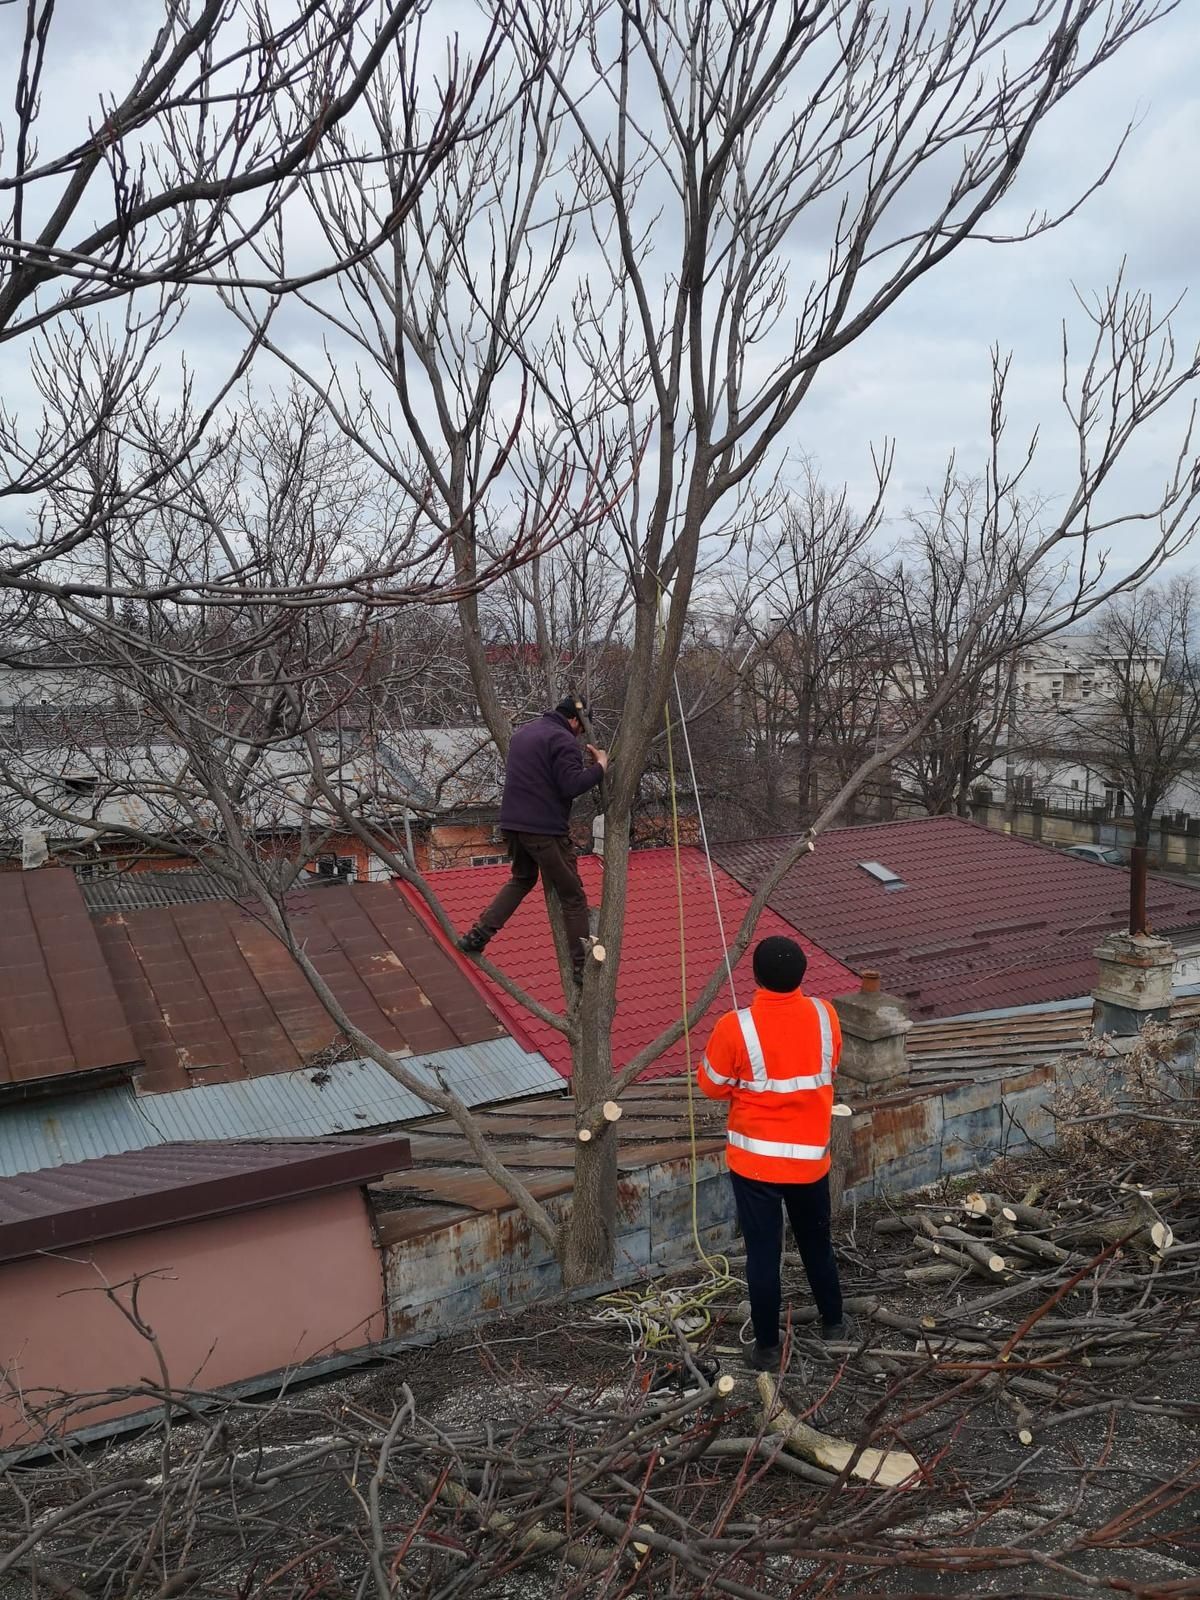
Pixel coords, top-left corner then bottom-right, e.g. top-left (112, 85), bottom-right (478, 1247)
top-left (727, 1129), bottom-right (829, 1162)
top-left (732, 1000), bottom-right (833, 1094)
top-left (701, 1054), bottom-right (735, 1087)
top-left (736, 1008), bottom-right (767, 1085)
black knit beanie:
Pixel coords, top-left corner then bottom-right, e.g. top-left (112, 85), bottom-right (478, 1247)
top-left (752, 935), bottom-right (807, 993)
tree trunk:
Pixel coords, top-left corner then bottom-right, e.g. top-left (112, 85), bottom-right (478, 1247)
top-left (560, 989), bottom-right (620, 1287)
top-left (559, 798), bottom-right (632, 1287)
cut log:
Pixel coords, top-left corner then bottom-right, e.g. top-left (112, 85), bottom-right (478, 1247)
top-left (914, 1236), bottom-right (1009, 1281)
top-left (964, 1192), bottom-right (1047, 1229)
top-left (1005, 1232), bottom-right (1077, 1267)
top-left (1091, 1193), bottom-right (1175, 1257)
top-left (934, 1225), bottom-right (1009, 1275)
top-left (756, 1374), bottom-right (919, 1488)
top-left (873, 1214), bottom-right (924, 1236)
top-left (903, 1262), bottom-right (961, 1285)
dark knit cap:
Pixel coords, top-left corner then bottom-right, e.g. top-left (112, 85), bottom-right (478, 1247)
top-left (752, 935), bottom-right (807, 993)
top-left (554, 694), bottom-right (587, 723)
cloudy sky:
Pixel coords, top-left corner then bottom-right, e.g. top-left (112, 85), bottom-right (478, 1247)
top-left (2, 1), bottom-right (1198, 581)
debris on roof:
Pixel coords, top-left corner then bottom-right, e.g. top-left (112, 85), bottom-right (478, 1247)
top-left (716, 816), bottom-right (1200, 1018)
top-left (417, 847), bottom-right (859, 1079)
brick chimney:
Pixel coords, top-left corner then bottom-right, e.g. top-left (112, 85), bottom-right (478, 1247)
top-left (832, 970), bottom-right (912, 1094)
top-left (1093, 932), bottom-right (1174, 1036)
top-left (1093, 844), bottom-right (1175, 1036)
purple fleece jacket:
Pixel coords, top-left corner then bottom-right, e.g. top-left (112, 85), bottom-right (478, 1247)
top-left (498, 711), bottom-right (604, 836)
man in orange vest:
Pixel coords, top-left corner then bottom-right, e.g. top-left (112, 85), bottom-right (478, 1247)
top-left (700, 935), bottom-right (846, 1370)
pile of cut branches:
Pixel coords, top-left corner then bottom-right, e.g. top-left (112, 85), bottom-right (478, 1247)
top-left (3, 1077), bottom-right (1198, 1598)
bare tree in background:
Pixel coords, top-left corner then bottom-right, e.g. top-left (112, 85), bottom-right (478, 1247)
top-left (0, 2), bottom-right (568, 622)
top-left (889, 474), bottom-right (1045, 816)
top-left (720, 474), bottom-right (886, 830)
top-left (6, 2), bottom-right (1200, 1293)
top-left (1050, 579), bottom-right (1200, 845)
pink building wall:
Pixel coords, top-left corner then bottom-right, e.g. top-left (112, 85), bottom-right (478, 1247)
top-left (0, 1188), bottom-right (386, 1451)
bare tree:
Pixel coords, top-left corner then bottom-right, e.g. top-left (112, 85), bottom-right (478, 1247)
top-left (888, 475), bottom-right (1045, 816)
top-left (0, 3), bottom-right (562, 623)
top-left (0, 1), bottom-right (496, 337)
top-left (1050, 579), bottom-right (1200, 844)
top-left (719, 472), bottom-right (886, 829)
top-left (7, 2), bottom-right (1200, 1297)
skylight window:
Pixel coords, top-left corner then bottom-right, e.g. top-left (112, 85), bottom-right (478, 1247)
top-left (859, 860), bottom-right (906, 890)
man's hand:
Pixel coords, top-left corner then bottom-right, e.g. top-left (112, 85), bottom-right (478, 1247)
top-left (587, 744), bottom-right (609, 773)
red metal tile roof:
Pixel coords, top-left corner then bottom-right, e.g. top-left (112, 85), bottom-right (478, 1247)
top-left (94, 882), bottom-right (506, 1092)
top-left (411, 847), bottom-right (858, 1080)
top-left (0, 1135), bottom-right (412, 1264)
top-left (0, 870), bottom-right (139, 1088)
top-left (715, 816), bottom-right (1200, 1019)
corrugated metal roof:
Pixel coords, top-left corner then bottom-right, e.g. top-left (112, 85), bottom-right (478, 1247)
top-left (0, 1135), bottom-right (413, 1264)
top-left (906, 989), bottom-right (1200, 1081)
top-left (78, 868), bottom-right (233, 912)
top-left (0, 869), bottom-right (139, 1087)
top-left (0, 1039), bottom-right (562, 1176)
top-left (141, 1039), bottom-right (560, 1141)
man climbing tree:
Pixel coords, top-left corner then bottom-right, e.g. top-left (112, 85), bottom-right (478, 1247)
top-left (701, 937), bottom-right (846, 1372)
top-left (458, 697), bottom-right (609, 984)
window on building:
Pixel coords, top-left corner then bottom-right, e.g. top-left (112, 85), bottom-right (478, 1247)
top-left (312, 854), bottom-right (354, 880)
top-left (470, 853), bottom-right (508, 867)
top-left (61, 773), bottom-right (98, 795)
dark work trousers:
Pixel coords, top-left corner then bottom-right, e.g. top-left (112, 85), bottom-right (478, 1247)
top-left (478, 831), bottom-right (590, 968)
top-left (729, 1170), bottom-right (842, 1348)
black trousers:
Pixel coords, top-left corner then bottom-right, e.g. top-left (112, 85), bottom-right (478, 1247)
top-left (729, 1169), bottom-right (842, 1348)
top-left (478, 831), bottom-right (590, 968)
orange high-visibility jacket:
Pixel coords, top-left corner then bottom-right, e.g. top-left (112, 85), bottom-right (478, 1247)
top-left (699, 988), bottom-right (840, 1183)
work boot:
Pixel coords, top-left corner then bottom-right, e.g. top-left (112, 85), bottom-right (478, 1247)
top-left (748, 1342), bottom-right (782, 1373)
top-left (457, 925), bottom-right (491, 956)
top-left (819, 1313), bottom-right (853, 1343)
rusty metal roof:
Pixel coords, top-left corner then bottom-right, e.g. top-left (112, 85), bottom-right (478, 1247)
top-left (371, 1078), bottom-right (726, 1245)
top-left (0, 1135), bottom-right (412, 1265)
top-left (0, 869), bottom-right (139, 1089)
top-left (95, 882), bottom-right (507, 1093)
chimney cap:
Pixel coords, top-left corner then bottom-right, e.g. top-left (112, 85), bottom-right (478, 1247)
top-left (860, 969), bottom-right (881, 993)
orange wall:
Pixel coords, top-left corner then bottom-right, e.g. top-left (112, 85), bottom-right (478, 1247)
top-left (0, 1188), bottom-right (386, 1451)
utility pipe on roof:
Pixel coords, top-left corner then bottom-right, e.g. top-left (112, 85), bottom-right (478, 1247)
top-left (1130, 844), bottom-right (1148, 936)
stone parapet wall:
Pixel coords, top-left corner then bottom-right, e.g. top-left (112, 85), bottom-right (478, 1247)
top-left (381, 1146), bottom-right (735, 1341)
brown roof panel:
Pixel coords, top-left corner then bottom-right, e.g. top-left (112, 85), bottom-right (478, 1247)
top-left (715, 817), bottom-right (1200, 1019)
top-left (0, 1135), bottom-right (412, 1265)
top-left (0, 870), bottom-right (139, 1088)
top-left (94, 882), bottom-right (506, 1093)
